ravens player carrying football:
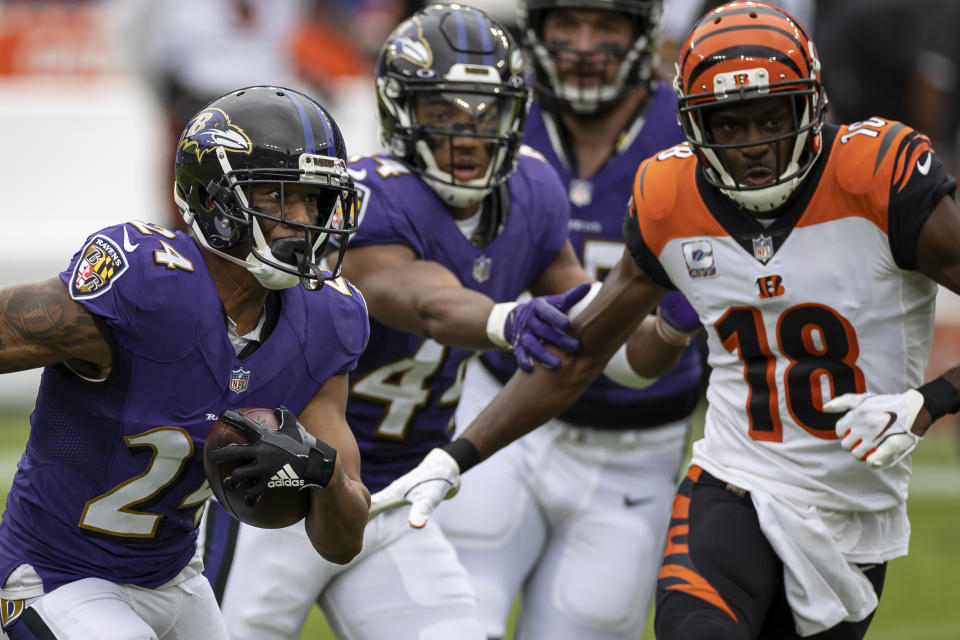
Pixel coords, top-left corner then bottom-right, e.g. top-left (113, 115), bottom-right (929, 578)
top-left (434, 2), bottom-right (703, 638)
top-left (202, 5), bottom-right (691, 639)
top-left (0, 86), bottom-right (370, 639)
top-left (380, 2), bottom-right (960, 638)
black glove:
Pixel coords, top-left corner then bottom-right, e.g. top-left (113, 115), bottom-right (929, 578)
top-left (208, 406), bottom-right (338, 505)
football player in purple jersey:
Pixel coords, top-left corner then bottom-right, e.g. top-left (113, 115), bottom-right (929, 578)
top-left (430, 2), bottom-right (703, 638)
top-left (203, 5), bottom-right (693, 640)
top-left (0, 86), bottom-right (370, 639)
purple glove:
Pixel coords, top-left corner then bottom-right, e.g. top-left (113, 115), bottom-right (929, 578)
top-left (656, 291), bottom-right (701, 346)
top-left (504, 282), bottom-right (592, 372)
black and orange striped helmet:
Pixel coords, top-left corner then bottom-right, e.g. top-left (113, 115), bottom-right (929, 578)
top-left (673, 1), bottom-right (826, 212)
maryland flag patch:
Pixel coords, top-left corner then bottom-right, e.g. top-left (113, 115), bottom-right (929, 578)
top-left (70, 234), bottom-right (129, 299)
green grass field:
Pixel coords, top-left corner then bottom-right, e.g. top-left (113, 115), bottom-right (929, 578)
top-left (0, 404), bottom-right (956, 639)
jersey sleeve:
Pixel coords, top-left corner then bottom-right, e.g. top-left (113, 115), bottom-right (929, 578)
top-left (886, 130), bottom-right (957, 269)
top-left (329, 278), bottom-right (370, 376)
top-left (522, 155), bottom-right (572, 270)
top-left (622, 159), bottom-right (677, 290)
top-left (348, 160), bottom-right (427, 257)
top-left (58, 224), bottom-right (144, 335)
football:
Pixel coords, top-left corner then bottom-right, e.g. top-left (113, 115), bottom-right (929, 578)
top-left (203, 407), bottom-right (310, 529)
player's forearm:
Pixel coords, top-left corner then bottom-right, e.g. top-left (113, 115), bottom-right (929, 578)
top-left (624, 317), bottom-right (686, 378)
top-left (0, 278), bottom-right (111, 373)
top-left (460, 348), bottom-right (605, 458)
top-left (415, 287), bottom-right (497, 350)
top-left (304, 460), bottom-right (370, 564)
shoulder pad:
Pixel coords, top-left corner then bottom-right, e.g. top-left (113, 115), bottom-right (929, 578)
top-left (833, 117), bottom-right (914, 195)
top-left (347, 154), bottom-right (413, 182)
top-left (631, 143), bottom-right (696, 224)
top-left (518, 144), bottom-right (548, 163)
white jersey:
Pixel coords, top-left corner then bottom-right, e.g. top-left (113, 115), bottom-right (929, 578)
top-left (625, 118), bottom-right (955, 511)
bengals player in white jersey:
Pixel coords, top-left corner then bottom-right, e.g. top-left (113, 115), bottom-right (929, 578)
top-left (374, 2), bottom-right (960, 638)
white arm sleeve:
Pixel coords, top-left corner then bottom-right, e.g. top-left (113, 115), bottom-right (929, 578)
top-left (486, 302), bottom-right (518, 348)
top-left (602, 343), bottom-right (658, 389)
top-left (567, 281), bottom-right (602, 319)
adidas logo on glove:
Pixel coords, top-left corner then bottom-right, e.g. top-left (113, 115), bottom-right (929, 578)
top-left (267, 463), bottom-right (305, 488)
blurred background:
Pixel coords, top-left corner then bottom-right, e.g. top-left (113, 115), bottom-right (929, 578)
top-left (0, 1), bottom-right (956, 637)
top-left (6, 0), bottom-right (960, 417)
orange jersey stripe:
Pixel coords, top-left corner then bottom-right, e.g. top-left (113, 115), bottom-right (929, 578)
top-left (658, 564), bottom-right (739, 622)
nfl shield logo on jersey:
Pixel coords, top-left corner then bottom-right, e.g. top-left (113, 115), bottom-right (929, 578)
top-left (752, 234), bottom-right (774, 264)
top-left (472, 255), bottom-right (492, 283)
top-left (229, 367), bottom-right (251, 394)
top-left (569, 178), bottom-right (593, 207)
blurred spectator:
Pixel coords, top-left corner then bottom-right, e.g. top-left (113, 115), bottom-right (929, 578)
top-left (124, 0), bottom-right (408, 226)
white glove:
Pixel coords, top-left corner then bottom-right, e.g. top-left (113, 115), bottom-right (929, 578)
top-left (367, 448), bottom-right (460, 528)
top-left (823, 391), bottom-right (925, 468)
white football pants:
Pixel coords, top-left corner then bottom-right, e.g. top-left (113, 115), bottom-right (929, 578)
top-left (208, 506), bottom-right (485, 640)
top-left (435, 358), bottom-right (689, 640)
top-left (0, 554), bottom-right (226, 640)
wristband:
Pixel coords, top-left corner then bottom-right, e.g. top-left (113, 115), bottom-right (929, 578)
top-left (602, 343), bottom-right (657, 389)
top-left (566, 282), bottom-right (602, 320)
top-left (655, 310), bottom-right (695, 346)
top-left (304, 441), bottom-right (338, 488)
top-left (441, 438), bottom-right (482, 474)
top-left (917, 377), bottom-right (960, 421)
top-left (486, 302), bottom-right (518, 348)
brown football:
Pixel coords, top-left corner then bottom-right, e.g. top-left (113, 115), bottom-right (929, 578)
top-left (203, 407), bottom-right (310, 529)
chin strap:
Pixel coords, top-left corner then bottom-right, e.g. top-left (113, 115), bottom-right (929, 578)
top-left (245, 246), bottom-right (301, 290)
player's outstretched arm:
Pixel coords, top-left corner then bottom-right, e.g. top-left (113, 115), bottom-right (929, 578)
top-left (461, 253), bottom-right (667, 458)
top-left (341, 243), bottom-right (586, 368)
top-left (370, 254), bottom-right (668, 527)
top-left (0, 277), bottom-right (111, 375)
top-left (823, 194), bottom-right (960, 467)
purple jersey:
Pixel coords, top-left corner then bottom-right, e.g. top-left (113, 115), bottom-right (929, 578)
top-left (482, 81), bottom-right (704, 429)
top-left (346, 153), bottom-right (570, 491)
top-left (0, 222), bottom-right (368, 591)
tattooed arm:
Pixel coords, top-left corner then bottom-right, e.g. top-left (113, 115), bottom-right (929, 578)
top-left (0, 277), bottom-right (111, 376)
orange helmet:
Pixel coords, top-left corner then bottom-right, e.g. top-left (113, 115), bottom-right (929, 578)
top-left (673, 1), bottom-right (825, 212)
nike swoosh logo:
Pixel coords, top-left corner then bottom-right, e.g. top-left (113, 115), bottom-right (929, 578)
top-left (623, 495), bottom-right (652, 508)
top-left (917, 152), bottom-right (932, 175)
top-left (122, 227), bottom-right (139, 252)
top-left (872, 411), bottom-right (898, 442)
top-left (347, 167), bottom-right (367, 181)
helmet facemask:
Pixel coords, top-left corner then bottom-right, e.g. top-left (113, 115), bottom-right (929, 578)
top-left (379, 74), bottom-right (529, 210)
top-left (411, 88), bottom-right (526, 208)
top-left (176, 150), bottom-right (358, 289)
top-left (521, 1), bottom-right (663, 115)
top-left (678, 78), bottom-right (824, 212)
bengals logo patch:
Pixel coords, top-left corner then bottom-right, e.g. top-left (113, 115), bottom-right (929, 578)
top-left (70, 234), bottom-right (129, 299)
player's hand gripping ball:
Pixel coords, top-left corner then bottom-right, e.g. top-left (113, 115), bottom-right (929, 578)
top-left (203, 407), bottom-right (310, 528)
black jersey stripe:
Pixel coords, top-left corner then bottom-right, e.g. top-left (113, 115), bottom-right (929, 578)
top-left (872, 123), bottom-right (907, 176)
